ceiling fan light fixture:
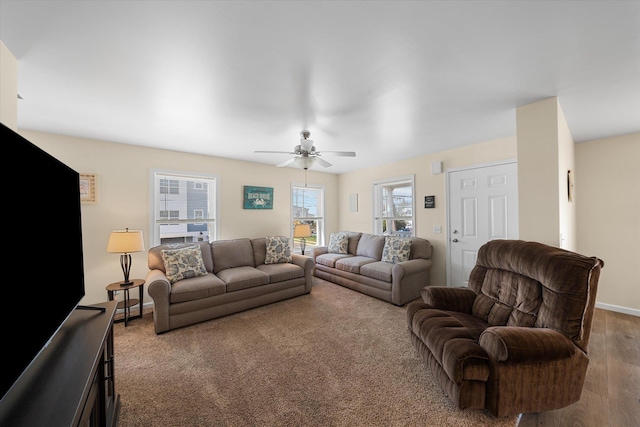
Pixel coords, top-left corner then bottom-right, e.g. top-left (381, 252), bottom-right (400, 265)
top-left (294, 157), bottom-right (316, 170)
top-left (255, 130), bottom-right (355, 170)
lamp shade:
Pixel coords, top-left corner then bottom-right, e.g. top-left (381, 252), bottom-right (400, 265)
top-left (107, 229), bottom-right (145, 253)
top-left (294, 224), bottom-right (312, 238)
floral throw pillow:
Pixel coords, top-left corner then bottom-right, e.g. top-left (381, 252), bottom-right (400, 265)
top-left (161, 245), bottom-right (208, 284)
top-left (265, 236), bottom-right (292, 264)
top-left (381, 236), bottom-right (412, 264)
top-left (328, 232), bottom-right (349, 254)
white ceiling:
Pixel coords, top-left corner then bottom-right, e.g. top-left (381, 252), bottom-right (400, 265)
top-left (1, 1), bottom-right (639, 174)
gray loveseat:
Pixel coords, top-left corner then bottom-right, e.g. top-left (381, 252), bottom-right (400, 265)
top-left (312, 232), bottom-right (432, 306)
top-left (146, 237), bottom-right (314, 334)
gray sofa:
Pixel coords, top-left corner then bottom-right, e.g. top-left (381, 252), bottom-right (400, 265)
top-left (312, 232), bottom-right (432, 306)
top-left (146, 237), bottom-right (314, 334)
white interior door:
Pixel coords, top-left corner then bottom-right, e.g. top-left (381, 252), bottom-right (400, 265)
top-left (446, 161), bottom-right (519, 287)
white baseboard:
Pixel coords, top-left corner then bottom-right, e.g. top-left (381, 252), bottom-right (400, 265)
top-left (129, 300), bottom-right (640, 317)
top-left (115, 301), bottom-right (153, 315)
top-left (595, 302), bottom-right (640, 317)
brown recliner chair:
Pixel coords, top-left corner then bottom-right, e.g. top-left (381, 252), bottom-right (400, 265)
top-left (406, 239), bottom-right (604, 417)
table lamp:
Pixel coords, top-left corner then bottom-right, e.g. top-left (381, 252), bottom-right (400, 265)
top-left (107, 228), bottom-right (145, 286)
top-left (294, 224), bottom-right (312, 255)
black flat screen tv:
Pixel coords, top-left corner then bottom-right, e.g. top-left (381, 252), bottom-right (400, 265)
top-left (0, 123), bottom-right (86, 401)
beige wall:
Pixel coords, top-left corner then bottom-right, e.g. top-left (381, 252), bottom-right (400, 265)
top-left (575, 133), bottom-right (640, 313)
top-left (2, 41), bottom-right (637, 313)
top-left (516, 97), bottom-right (578, 251)
top-left (20, 129), bottom-right (640, 314)
top-left (516, 98), bottom-right (563, 246)
top-left (557, 102), bottom-right (576, 250)
top-left (0, 40), bottom-right (18, 130)
top-left (337, 136), bottom-right (517, 287)
top-left (20, 131), bottom-right (339, 306)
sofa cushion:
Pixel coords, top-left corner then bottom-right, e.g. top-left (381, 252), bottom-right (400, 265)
top-left (409, 238), bottom-right (432, 260)
top-left (335, 256), bottom-right (377, 274)
top-left (411, 308), bottom-right (490, 383)
top-left (211, 238), bottom-right (255, 273)
top-left (265, 236), bottom-right (292, 264)
top-left (169, 273), bottom-right (226, 303)
top-left (472, 269), bottom-right (541, 327)
top-left (381, 236), bottom-right (412, 263)
top-left (328, 232), bottom-right (349, 254)
top-left (251, 237), bottom-right (268, 265)
top-left (356, 234), bottom-right (386, 259)
top-left (148, 241), bottom-right (213, 273)
top-left (257, 262), bottom-right (304, 283)
top-left (360, 261), bottom-right (393, 283)
top-left (315, 253), bottom-right (352, 268)
top-left (161, 245), bottom-right (208, 284)
top-left (346, 232), bottom-right (362, 255)
top-left (216, 266), bottom-right (270, 292)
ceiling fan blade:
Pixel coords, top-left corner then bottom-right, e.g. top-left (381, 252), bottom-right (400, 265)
top-left (254, 150), bottom-right (293, 154)
top-left (316, 151), bottom-right (356, 157)
top-left (276, 158), bottom-right (296, 167)
top-left (315, 157), bottom-right (333, 168)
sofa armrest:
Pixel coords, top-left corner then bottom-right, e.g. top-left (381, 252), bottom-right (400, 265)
top-left (393, 258), bottom-right (432, 277)
top-left (311, 246), bottom-right (328, 260)
top-left (146, 269), bottom-right (172, 333)
top-left (390, 258), bottom-right (433, 306)
top-left (479, 326), bottom-right (577, 363)
top-left (291, 254), bottom-right (315, 292)
top-left (146, 269), bottom-right (171, 299)
top-left (421, 286), bottom-right (476, 313)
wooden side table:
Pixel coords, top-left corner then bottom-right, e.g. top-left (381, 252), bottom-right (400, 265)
top-left (106, 279), bottom-right (145, 326)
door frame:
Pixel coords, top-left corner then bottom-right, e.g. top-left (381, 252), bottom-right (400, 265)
top-left (445, 158), bottom-right (518, 287)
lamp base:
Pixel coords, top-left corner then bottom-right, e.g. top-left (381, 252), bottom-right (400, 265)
top-left (120, 253), bottom-right (133, 286)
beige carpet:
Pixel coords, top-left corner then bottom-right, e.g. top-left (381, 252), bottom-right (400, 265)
top-left (114, 278), bottom-right (516, 427)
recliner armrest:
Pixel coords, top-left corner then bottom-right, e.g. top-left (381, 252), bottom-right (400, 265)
top-left (421, 286), bottom-right (476, 313)
top-left (479, 326), bottom-right (577, 363)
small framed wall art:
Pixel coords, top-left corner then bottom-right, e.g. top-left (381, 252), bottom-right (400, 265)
top-left (243, 185), bottom-right (273, 209)
top-left (79, 173), bottom-right (97, 203)
top-left (424, 195), bottom-right (435, 208)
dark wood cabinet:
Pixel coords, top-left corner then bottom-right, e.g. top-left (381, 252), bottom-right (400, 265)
top-left (0, 301), bottom-right (120, 427)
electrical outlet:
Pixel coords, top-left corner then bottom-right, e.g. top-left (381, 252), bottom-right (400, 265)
top-left (433, 226), bottom-right (442, 234)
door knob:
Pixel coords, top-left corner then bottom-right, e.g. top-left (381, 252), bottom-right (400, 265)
top-left (452, 238), bottom-right (459, 242)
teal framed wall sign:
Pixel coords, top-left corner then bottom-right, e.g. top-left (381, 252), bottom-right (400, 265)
top-left (243, 186), bottom-right (274, 209)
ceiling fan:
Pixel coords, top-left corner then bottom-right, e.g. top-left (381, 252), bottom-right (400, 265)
top-left (254, 130), bottom-right (356, 170)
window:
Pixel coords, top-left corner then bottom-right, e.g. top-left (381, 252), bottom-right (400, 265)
top-left (373, 175), bottom-right (415, 236)
top-left (193, 209), bottom-right (204, 225)
top-left (159, 210), bottom-right (179, 221)
top-left (291, 184), bottom-right (325, 254)
top-left (151, 170), bottom-right (218, 246)
top-left (160, 178), bottom-right (179, 195)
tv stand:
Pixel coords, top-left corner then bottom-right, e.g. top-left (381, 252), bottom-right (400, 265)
top-left (0, 301), bottom-right (120, 427)
top-left (77, 304), bottom-right (107, 312)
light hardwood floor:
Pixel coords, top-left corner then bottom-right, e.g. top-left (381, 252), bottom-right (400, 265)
top-left (517, 308), bottom-right (640, 427)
